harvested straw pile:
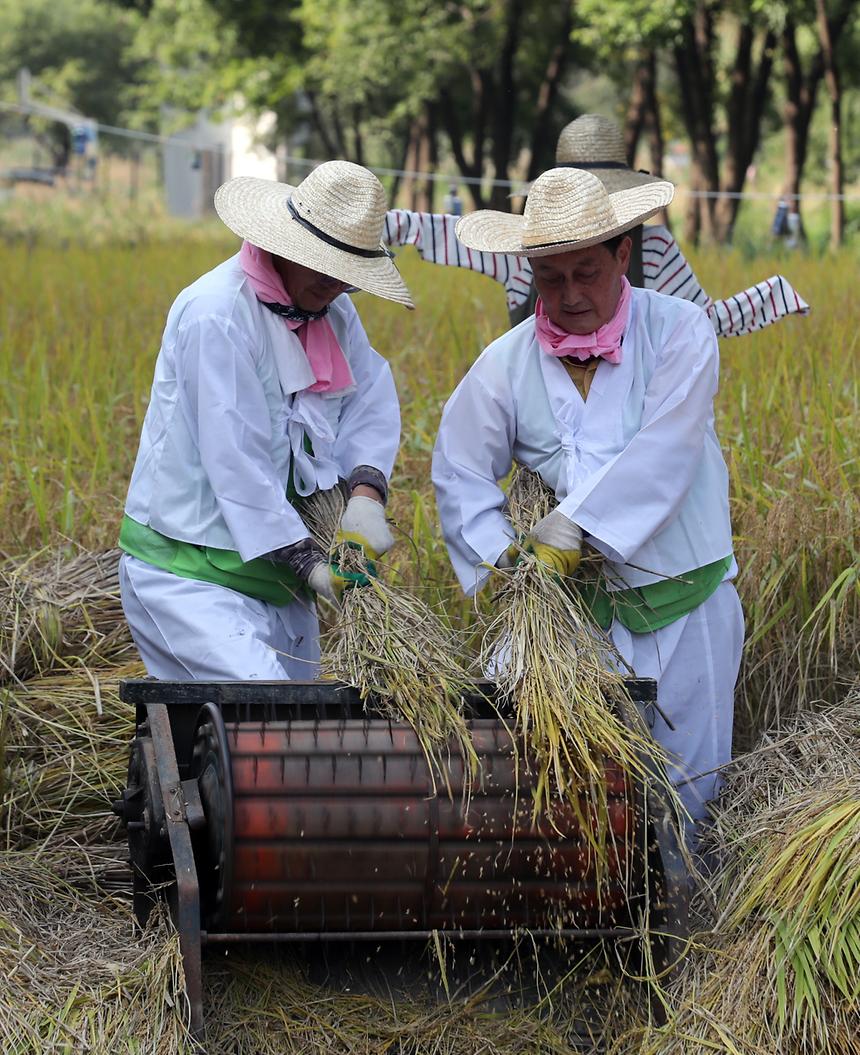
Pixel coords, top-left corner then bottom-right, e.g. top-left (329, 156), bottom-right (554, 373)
top-left (0, 546), bottom-right (131, 685)
top-left (614, 690), bottom-right (860, 1055)
top-left (1, 662), bottom-right (140, 850)
top-left (0, 849), bottom-right (190, 1054)
top-left (299, 485), bottom-right (479, 791)
top-left (487, 467), bottom-right (673, 835)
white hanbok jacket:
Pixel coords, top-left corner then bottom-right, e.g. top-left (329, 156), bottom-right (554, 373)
top-left (125, 255), bottom-right (400, 563)
top-left (433, 288), bottom-right (734, 596)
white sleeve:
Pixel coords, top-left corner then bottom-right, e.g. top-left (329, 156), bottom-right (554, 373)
top-left (332, 304), bottom-right (401, 480)
top-left (432, 366), bottom-right (516, 595)
top-left (557, 310), bottom-right (719, 564)
top-left (175, 313), bottom-right (309, 562)
top-left (383, 209), bottom-right (534, 311)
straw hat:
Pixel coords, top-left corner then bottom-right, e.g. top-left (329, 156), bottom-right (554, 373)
top-left (456, 168), bottom-right (674, 258)
top-left (214, 161), bottom-right (413, 308)
top-left (555, 114), bottom-right (665, 193)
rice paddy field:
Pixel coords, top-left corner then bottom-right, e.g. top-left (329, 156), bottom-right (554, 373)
top-left (0, 213), bottom-right (858, 1052)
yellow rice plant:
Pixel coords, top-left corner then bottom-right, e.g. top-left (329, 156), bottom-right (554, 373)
top-left (299, 485), bottom-right (479, 796)
top-left (613, 689), bottom-right (860, 1055)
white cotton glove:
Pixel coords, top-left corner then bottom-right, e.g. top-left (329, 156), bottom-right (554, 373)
top-left (336, 495), bottom-right (395, 559)
top-left (530, 509), bottom-right (583, 552)
top-left (522, 509), bottom-right (583, 577)
top-left (307, 561), bottom-right (340, 604)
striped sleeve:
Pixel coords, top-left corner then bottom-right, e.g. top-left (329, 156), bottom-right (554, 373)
top-left (642, 226), bottom-right (711, 310)
top-left (383, 209), bottom-right (534, 310)
top-left (707, 276), bottom-right (810, 337)
top-left (642, 225), bottom-right (810, 337)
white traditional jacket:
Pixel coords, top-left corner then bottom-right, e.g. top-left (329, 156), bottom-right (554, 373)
top-left (384, 211), bottom-right (809, 336)
top-left (432, 288), bottom-right (734, 596)
top-left (125, 255), bottom-right (400, 563)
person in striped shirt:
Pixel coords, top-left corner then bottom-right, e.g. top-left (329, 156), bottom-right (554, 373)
top-left (383, 115), bottom-right (808, 338)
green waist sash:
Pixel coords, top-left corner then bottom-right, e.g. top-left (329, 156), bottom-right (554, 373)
top-left (119, 515), bottom-right (306, 607)
top-left (577, 555), bottom-right (732, 634)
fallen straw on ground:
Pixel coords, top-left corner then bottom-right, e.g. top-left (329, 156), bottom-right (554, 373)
top-left (0, 546), bottom-right (131, 686)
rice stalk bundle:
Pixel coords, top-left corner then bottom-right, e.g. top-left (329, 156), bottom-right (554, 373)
top-left (1, 662), bottom-right (140, 849)
top-left (0, 849), bottom-right (190, 1054)
top-left (298, 486), bottom-right (479, 794)
top-left (614, 691), bottom-right (860, 1055)
top-left (486, 466), bottom-right (674, 841)
top-left (0, 547), bottom-right (132, 685)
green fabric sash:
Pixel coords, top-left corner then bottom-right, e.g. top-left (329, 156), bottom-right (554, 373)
top-left (119, 515), bottom-right (306, 607)
top-left (577, 555), bottom-right (732, 633)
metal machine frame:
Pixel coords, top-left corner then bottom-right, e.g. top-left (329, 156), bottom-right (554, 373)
top-left (114, 678), bottom-right (690, 1043)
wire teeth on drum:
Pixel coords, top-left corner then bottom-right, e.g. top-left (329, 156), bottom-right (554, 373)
top-left (304, 756), bottom-right (311, 785)
top-left (357, 754), bottom-right (363, 784)
top-left (286, 716), bottom-right (292, 746)
top-left (330, 755), bottom-right (337, 782)
top-left (312, 718), bottom-right (319, 747)
top-left (259, 718), bottom-right (266, 744)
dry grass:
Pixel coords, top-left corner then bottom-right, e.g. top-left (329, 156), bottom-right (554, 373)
top-left (0, 546), bottom-right (131, 686)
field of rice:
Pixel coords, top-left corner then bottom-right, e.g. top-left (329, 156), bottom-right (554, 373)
top-left (1, 222), bottom-right (857, 1052)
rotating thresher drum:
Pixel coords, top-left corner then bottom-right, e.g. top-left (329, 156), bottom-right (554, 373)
top-left (114, 679), bottom-right (689, 1041)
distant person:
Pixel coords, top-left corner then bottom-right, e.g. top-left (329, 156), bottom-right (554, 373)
top-left (384, 115), bottom-right (809, 337)
top-left (443, 183), bottom-right (463, 216)
top-left (118, 161), bottom-right (411, 680)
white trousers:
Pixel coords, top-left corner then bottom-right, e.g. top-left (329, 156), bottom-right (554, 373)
top-left (610, 580), bottom-right (744, 827)
top-left (119, 554), bottom-right (321, 680)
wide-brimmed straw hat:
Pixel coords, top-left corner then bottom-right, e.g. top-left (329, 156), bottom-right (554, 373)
top-left (555, 114), bottom-right (665, 193)
top-left (214, 161), bottom-right (413, 308)
top-left (456, 168), bottom-right (674, 258)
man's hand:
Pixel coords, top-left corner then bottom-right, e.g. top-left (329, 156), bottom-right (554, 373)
top-left (503, 510), bottom-right (582, 577)
top-left (336, 494), bottom-right (394, 560)
top-left (267, 537), bottom-right (367, 604)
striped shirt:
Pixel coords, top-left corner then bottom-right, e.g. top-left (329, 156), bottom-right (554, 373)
top-left (383, 210), bottom-right (809, 337)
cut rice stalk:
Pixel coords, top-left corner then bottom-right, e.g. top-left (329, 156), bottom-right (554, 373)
top-left (492, 466), bottom-right (678, 845)
top-left (298, 486), bottom-right (479, 796)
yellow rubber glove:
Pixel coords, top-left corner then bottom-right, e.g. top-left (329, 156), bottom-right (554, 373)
top-left (527, 540), bottom-right (581, 577)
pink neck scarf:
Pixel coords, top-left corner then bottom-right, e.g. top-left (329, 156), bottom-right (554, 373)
top-left (239, 241), bottom-right (353, 394)
top-left (534, 276), bottom-right (631, 365)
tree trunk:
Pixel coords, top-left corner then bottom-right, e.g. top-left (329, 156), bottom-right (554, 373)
top-left (306, 90), bottom-right (338, 157)
top-left (640, 50), bottom-right (669, 229)
top-left (387, 125), bottom-right (412, 207)
top-left (815, 0), bottom-right (844, 248)
top-left (673, 3), bottom-right (720, 244)
top-left (489, 0), bottom-right (523, 210)
top-left (717, 24), bottom-right (777, 242)
top-left (439, 86), bottom-right (487, 209)
top-left (624, 53), bottom-right (650, 167)
top-left (525, 7), bottom-right (573, 181)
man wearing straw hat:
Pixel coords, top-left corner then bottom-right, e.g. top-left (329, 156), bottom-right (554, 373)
top-left (432, 166), bottom-right (744, 836)
top-left (118, 161), bottom-right (412, 680)
top-left (384, 114), bottom-right (808, 336)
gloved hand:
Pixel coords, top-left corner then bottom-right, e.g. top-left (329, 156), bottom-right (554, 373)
top-left (307, 561), bottom-right (370, 604)
top-left (505, 510), bottom-right (582, 577)
top-left (335, 494), bottom-right (394, 560)
top-left (268, 538), bottom-right (370, 605)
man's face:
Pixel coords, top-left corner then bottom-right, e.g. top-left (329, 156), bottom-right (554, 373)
top-left (275, 257), bottom-right (352, 313)
top-left (531, 237), bottom-right (631, 334)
